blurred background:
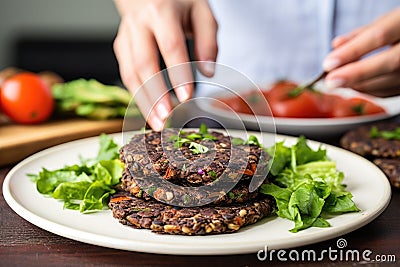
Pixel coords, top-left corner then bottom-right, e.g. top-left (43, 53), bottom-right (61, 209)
top-left (0, 0), bottom-right (121, 84)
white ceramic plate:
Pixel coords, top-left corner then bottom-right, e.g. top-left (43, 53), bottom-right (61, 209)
top-left (197, 89), bottom-right (400, 137)
top-left (2, 131), bottom-right (391, 255)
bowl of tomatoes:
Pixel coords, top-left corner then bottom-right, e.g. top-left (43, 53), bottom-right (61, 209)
top-left (198, 80), bottom-right (398, 137)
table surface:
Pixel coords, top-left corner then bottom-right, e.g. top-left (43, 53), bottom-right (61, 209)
top-left (1, 121), bottom-right (399, 267)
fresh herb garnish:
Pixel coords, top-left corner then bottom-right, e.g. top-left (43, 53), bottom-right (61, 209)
top-left (147, 186), bottom-right (157, 195)
top-left (228, 192), bottom-right (236, 199)
top-left (351, 104), bottom-right (365, 115)
top-left (189, 142), bottom-right (209, 154)
top-left (232, 138), bottom-right (246, 146)
top-left (29, 134), bottom-right (123, 213)
top-left (370, 126), bottom-right (400, 140)
top-left (169, 123), bottom-right (215, 154)
top-left (199, 123), bottom-right (208, 135)
top-left (261, 137), bottom-right (359, 232)
top-left (231, 135), bottom-right (261, 147)
top-left (287, 86), bottom-right (316, 98)
top-left (209, 170), bottom-right (218, 179)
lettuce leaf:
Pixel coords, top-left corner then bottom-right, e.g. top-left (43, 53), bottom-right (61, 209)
top-left (29, 134), bottom-right (123, 213)
top-left (261, 137), bottom-right (359, 232)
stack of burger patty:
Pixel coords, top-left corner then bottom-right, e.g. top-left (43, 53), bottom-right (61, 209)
top-left (340, 122), bottom-right (400, 188)
top-left (109, 129), bottom-right (275, 235)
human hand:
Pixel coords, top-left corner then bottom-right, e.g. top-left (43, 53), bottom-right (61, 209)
top-left (113, 0), bottom-right (218, 130)
top-left (323, 7), bottom-right (400, 97)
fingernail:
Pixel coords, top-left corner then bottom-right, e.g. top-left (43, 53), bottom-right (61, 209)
top-left (325, 78), bottom-right (345, 89)
top-left (323, 57), bottom-right (341, 71)
top-left (156, 102), bottom-right (170, 120)
top-left (175, 85), bottom-right (191, 102)
top-left (151, 115), bottom-right (164, 131)
top-left (200, 61), bottom-right (216, 76)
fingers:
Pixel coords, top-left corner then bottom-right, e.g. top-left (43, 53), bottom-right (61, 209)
top-left (114, 20), bottom-right (169, 131)
top-left (325, 42), bottom-right (400, 88)
top-left (152, 10), bottom-right (194, 102)
top-left (323, 7), bottom-right (400, 71)
top-left (130, 20), bottom-right (173, 120)
top-left (332, 26), bottom-right (365, 49)
top-left (191, 0), bottom-right (218, 77)
top-left (351, 71), bottom-right (400, 97)
top-left (113, 0), bottom-right (219, 130)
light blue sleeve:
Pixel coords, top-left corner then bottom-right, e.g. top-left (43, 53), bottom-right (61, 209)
top-left (196, 0), bottom-right (399, 97)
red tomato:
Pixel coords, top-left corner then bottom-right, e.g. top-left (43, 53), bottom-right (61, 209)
top-left (0, 72), bottom-right (54, 123)
top-left (216, 95), bottom-right (253, 114)
top-left (215, 80), bottom-right (386, 119)
top-left (263, 80), bottom-right (298, 101)
top-left (216, 91), bottom-right (272, 116)
top-left (269, 91), bottom-right (323, 118)
top-left (329, 97), bottom-right (386, 117)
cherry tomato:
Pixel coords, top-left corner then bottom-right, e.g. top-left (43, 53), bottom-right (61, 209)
top-left (216, 95), bottom-right (253, 114)
top-left (329, 97), bottom-right (386, 117)
top-left (0, 72), bottom-right (54, 124)
top-left (215, 80), bottom-right (386, 119)
top-left (269, 90), bottom-right (323, 118)
top-left (216, 91), bottom-right (272, 116)
top-left (263, 80), bottom-right (298, 101)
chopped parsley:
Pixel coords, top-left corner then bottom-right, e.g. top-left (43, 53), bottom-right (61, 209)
top-left (351, 104), bottom-right (365, 115)
top-left (169, 123), bottom-right (215, 154)
top-left (370, 126), bottom-right (400, 140)
top-left (208, 170), bottom-right (218, 180)
top-left (231, 135), bottom-right (261, 147)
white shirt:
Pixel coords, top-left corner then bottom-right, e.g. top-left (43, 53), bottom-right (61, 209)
top-left (198, 0), bottom-right (399, 96)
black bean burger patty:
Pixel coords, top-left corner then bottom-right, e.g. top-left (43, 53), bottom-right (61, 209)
top-left (119, 168), bottom-right (261, 205)
top-left (109, 191), bottom-right (275, 235)
top-left (373, 158), bottom-right (400, 188)
top-left (120, 130), bottom-right (268, 186)
top-left (119, 130), bottom-right (270, 205)
top-left (340, 122), bottom-right (400, 158)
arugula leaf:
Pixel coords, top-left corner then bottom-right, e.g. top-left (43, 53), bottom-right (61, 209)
top-left (30, 135), bottom-right (123, 213)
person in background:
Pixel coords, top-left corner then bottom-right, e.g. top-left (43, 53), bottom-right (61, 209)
top-left (113, 0), bottom-right (400, 131)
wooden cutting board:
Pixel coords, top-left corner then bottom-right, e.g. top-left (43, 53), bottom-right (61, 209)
top-left (0, 116), bottom-right (145, 166)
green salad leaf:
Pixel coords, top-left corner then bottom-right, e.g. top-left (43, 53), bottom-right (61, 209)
top-left (52, 79), bottom-right (140, 120)
top-left (29, 134), bottom-right (123, 213)
top-left (261, 137), bottom-right (359, 232)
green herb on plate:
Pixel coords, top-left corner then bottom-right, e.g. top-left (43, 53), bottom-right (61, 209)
top-left (370, 126), bottom-right (400, 140)
top-left (231, 135), bottom-right (261, 147)
top-left (168, 123), bottom-right (215, 155)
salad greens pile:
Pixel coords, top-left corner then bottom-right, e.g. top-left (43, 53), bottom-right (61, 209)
top-left (261, 136), bottom-right (359, 232)
top-left (29, 134), bottom-right (123, 213)
top-left (52, 79), bottom-right (140, 120)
